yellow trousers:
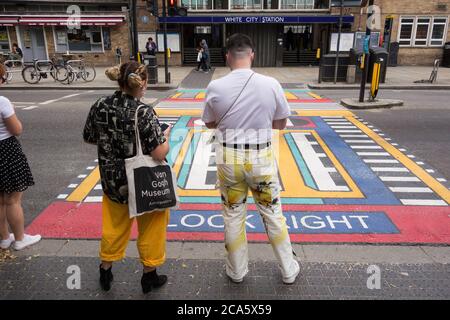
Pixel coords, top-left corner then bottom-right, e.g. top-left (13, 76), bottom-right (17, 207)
top-left (100, 195), bottom-right (170, 267)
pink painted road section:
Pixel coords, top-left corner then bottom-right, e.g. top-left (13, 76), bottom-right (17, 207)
top-left (26, 202), bottom-right (450, 244)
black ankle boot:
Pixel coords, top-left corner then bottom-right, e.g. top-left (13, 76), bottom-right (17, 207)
top-left (99, 264), bottom-right (113, 291)
top-left (141, 270), bottom-right (168, 294)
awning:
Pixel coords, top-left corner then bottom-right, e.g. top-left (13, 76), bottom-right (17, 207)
top-left (0, 15), bottom-right (126, 26)
top-left (0, 17), bottom-right (19, 26)
top-left (158, 15), bottom-right (355, 24)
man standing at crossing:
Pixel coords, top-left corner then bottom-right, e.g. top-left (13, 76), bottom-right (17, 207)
top-left (201, 33), bottom-right (300, 284)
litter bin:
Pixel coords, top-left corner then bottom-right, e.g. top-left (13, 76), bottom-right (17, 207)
top-left (367, 47), bottom-right (388, 83)
top-left (143, 54), bottom-right (158, 84)
top-left (442, 42), bottom-right (450, 68)
top-left (319, 54), bottom-right (350, 82)
top-left (388, 42), bottom-right (399, 67)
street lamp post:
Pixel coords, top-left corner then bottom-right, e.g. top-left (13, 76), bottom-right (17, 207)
top-left (334, 0), bottom-right (344, 84)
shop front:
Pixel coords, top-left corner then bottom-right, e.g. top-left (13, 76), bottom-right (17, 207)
top-left (0, 14), bottom-right (129, 66)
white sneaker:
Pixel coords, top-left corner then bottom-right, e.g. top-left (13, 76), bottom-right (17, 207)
top-left (0, 233), bottom-right (15, 249)
top-left (282, 259), bottom-right (300, 285)
top-left (12, 234), bottom-right (41, 251)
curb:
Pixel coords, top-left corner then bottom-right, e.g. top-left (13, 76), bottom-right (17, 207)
top-left (341, 98), bottom-right (404, 109)
top-left (308, 83), bottom-right (450, 90)
top-left (3, 84), bottom-right (179, 91)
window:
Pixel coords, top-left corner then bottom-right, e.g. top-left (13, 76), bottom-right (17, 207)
top-left (54, 26), bottom-right (104, 53)
top-left (181, 0), bottom-right (212, 10)
top-left (414, 17), bottom-right (430, 46)
top-left (280, 0), bottom-right (314, 9)
top-left (430, 18), bottom-right (448, 46)
top-left (399, 17), bottom-right (414, 46)
top-left (0, 27), bottom-right (9, 53)
top-left (399, 16), bottom-right (448, 47)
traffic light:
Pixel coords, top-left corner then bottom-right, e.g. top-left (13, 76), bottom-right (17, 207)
top-left (146, 0), bottom-right (158, 16)
top-left (167, 0), bottom-right (187, 16)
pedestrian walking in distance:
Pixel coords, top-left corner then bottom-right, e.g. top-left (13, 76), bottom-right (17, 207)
top-left (0, 64), bottom-right (41, 251)
top-left (202, 33), bottom-right (300, 284)
top-left (83, 62), bottom-right (172, 293)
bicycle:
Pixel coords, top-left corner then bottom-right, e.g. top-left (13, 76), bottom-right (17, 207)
top-left (21, 59), bottom-right (64, 84)
top-left (56, 59), bottom-right (96, 84)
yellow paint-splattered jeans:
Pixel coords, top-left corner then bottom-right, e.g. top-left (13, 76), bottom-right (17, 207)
top-left (216, 145), bottom-right (298, 281)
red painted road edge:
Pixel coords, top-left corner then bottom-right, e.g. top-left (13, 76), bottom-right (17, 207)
top-left (26, 202), bottom-right (450, 244)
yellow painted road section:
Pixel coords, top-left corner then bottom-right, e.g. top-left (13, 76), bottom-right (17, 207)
top-left (284, 91), bottom-right (298, 100)
top-left (171, 92), bottom-right (183, 99)
top-left (155, 109), bottom-right (354, 117)
top-left (66, 167), bottom-right (100, 202)
top-left (347, 116), bottom-right (450, 204)
top-left (307, 92), bottom-right (322, 99)
top-left (195, 92), bottom-right (206, 99)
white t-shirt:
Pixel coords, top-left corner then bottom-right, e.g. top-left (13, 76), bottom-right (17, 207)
top-left (0, 96), bottom-right (15, 140)
top-left (202, 68), bottom-right (291, 144)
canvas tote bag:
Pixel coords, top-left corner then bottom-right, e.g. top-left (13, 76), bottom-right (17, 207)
top-left (125, 105), bottom-right (179, 218)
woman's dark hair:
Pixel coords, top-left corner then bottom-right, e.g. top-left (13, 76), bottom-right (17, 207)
top-left (12, 43), bottom-right (18, 47)
top-left (226, 33), bottom-right (254, 55)
top-left (105, 61), bottom-right (148, 90)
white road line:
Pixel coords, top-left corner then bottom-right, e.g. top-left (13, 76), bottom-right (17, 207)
top-left (380, 176), bottom-right (420, 182)
top-left (371, 167), bottom-right (409, 172)
top-left (392, 143), bottom-right (399, 146)
top-left (326, 122), bottom-right (351, 125)
top-left (94, 184), bottom-right (103, 190)
top-left (407, 155), bottom-right (415, 158)
top-left (399, 148), bottom-right (406, 152)
top-left (12, 102), bottom-right (36, 105)
top-left (426, 169), bottom-right (435, 173)
top-left (357, 152), bottom-right (390, 156)
top-left (84, 196), bottom-right (103, 203)
top-left (39, 93), bottom-right (84, 105)
top-left (317, 153), bottom-right (327, 158)
top-left (339, 134), bottom-right (367, 138)
top-left (23, 105), bottom-right (38, 110)
top-left (345, 140), bottom-right (375, 143)
top-left (77, 174), bottom-right (87, 178)
top-left (390, 187), bottom-right (433, 193)
top-left (86, 166), bottom-right (95, 170)
top-left (335, 130), bottom-right (362, 133)
top-left (351, 146), bottom-right (382, 149)
top-left (364, 159), bottom-right (399, 164)
top-left (437, 178), bottom-right (447, 182)
top-left (57, 194), bottom-right (68, 199)
top-left (400, 199), bottom-right (447, 206)
top-left (68, 184), bottom-right (78, 188)
top-left (330, 126), bottom-right (357, 129)
top-left (416, 162), bottom-right (424, 165)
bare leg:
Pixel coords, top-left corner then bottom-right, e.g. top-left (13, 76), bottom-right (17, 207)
top-left (101, 261), bottom-right (112, 270)
top-left (4, 192), bottom-right (25, 241)
top-left (0, 192), bottom-right (10, 240)
top-left (143, 266), bottom-right (156, 273)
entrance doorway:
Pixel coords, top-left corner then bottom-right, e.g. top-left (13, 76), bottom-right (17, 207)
top-left (226, 24), bottom-right (279, 67)
top-left (18, 26), bottom-right (47, 62)
top-left (182, 24), bottom-right (225, 66)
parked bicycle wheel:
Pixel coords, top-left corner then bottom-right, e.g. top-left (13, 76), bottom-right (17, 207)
top-left (81, 63), bottom-right (96, 82)
top-left (55, 66), bottom-right (69, 83)
top-left (22, 65), bottom-right (41, 84)
top-left (5, 65), bottom-right (13, 82)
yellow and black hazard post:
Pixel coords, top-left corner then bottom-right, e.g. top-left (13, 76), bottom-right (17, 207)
top-left (370, 58), bottom-right (382, 101)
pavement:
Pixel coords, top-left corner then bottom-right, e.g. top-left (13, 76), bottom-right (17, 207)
top-left (4, 65), bottom-right (450, 90)
top-left (0, 73), bottom-right (449, 299)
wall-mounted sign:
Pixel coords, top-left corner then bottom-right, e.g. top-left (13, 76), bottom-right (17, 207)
top-left (159, 16), bottom-right (355, 24)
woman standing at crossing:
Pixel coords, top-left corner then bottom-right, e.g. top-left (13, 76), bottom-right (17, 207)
top-left (83, 62), bottom-right (171, 293)
top-left (0, 64), bottom-right (41, 251)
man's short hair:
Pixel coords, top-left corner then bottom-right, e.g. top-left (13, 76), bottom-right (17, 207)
top-left (226, 33), bottom-right (254, 57)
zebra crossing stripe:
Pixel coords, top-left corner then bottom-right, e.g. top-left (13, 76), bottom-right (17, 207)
top-left (357, 152), bottom-right (390, 156)
top-left (345, 140), bottom-right (375, 143)
top-left (380, 176), bottom-right (420, 182)
top-left (364, 159), bottom-right (399, 164)
top-left (390, 187), bottom-right (433, 193)
top-left (400, 199), bottom-right (447, 206)
top-left (351, 146), bottom-right (382, 149)
top-left (371, 167), bottom-right (409, 172)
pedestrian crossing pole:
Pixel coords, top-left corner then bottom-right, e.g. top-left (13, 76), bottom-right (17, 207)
top-left (131, 0), bottom-right (139, 63)
top-left (162, 0), bottom-right (170, 83)
top-left (359, 0), bottom-right (374, 102)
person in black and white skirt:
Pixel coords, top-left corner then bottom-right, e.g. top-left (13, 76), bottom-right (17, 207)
top-left (0, 64), bottom-right (41, 251)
